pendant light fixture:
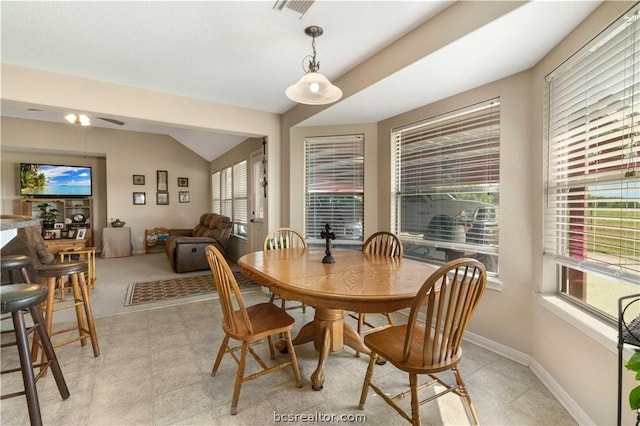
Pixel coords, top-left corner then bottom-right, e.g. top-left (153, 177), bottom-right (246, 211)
top-left (286, 25), bottom-right (342, 105)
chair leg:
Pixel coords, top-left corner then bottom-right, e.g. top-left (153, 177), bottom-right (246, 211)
top-left (77, 272), bottom-right (100, 356)
top-left (358, 351), bottom-right (378, 409)
top-left (409, 373), bottom-right (421, 426)
top-left (385, 313), bottom-right (394, 326)
top-left (70, 273), bottom-right (88, 347)
top-left (29, 305), bottom-right (69, 400)
top-left (453, 367), bottom-right (479, 425)
top-left (267, 335), bottom-right (276, 360)
top-left (230, 342), bottom-right (249, 415)
top-left (284, 330), bottom-right (303, 387)
top-left (211, 335), bottom-right (229, 376)
top-left (12, 309), bottom-right (43, 426)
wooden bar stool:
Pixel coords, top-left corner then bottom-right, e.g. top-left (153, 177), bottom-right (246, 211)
top-left (57, 247), bottom-right (97, 300)
top-left (1, 283), bottom-right (70, 426)
top-left (31, 261), bottom-right (100, 366)
top-left (1, 254), bottom-right (33, 285)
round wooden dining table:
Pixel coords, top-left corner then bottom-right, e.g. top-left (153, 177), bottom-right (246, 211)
top-left (237, 247), bottom-right (437, 390)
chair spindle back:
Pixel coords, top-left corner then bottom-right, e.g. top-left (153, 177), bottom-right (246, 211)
top-left (206, 244), bottom-right (253, 335)
top-left (405, 258), bottom-right (486, 366)
top-left (362, 231), bottom-right (403, 258)
top-left (264, 228), bottom-right (307, 251)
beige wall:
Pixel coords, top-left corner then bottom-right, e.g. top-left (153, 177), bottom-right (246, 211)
top-left (2, 117), bottom-right (211, 253)
top-left (1, 64), bottom-right (283, 233)
top-left (279, 2), bottom-right (635, 424)
top-left (528, 2), bottom-right (635, 426)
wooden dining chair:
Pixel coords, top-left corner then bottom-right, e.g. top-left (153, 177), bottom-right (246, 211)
top-left (205, 244), bottom-right (303, 415)
top-left (264, 227), bottom-right (308, 312)
top-left (349, 231), bottom-right (403, 355)
top-left (358, 258), bottom-right (487, 426)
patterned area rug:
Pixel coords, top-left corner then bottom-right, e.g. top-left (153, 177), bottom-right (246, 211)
top-left (124, 271), bottom-right (261, 306)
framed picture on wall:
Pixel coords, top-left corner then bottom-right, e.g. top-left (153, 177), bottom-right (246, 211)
top-left (157, 192), bottom-right (169, 205)
top-left (179, 191), bottom-right (190, 203)
top-left (133, 192), bottom-right (146, 205)
top-left (177, 177), bottom-right (189, 187)
top-left (157, 170), bottom-right (168, 191)
top-left (133, 175), bottom-right (145, 185)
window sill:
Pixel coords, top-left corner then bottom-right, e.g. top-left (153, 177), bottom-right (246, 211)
top-left (537, 294), bottom-right (630, 356)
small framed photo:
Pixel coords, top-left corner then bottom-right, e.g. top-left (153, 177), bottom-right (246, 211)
top-left (157, 192), bottom-right (169, 205)
top-left (133, 175), bottom-right (145, 185)
top-left (43, 230), bottom-right (57, 240)
top-left (157, 170), bottom-right (168, 191)
top-left (76, 228), bottom-right (87, 240)
top-left (179, 191), bottom-right (190, 203)
top-left (177, 177), bottom-right (189, 187)
top-left (54, 223), bottom-right (64, 230)
top-left (66, 229), bottom-right (76, 239)
top-left (133, 192), bottom-right (146, 205)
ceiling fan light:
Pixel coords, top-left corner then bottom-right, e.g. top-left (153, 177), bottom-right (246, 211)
top-left (65, 113), bottom-right (91, 126)
top-left (286, 72), bottom-right (342, 105)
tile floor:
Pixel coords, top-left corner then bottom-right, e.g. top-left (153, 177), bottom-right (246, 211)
top-left (0, 254), bottom-right (577, 425)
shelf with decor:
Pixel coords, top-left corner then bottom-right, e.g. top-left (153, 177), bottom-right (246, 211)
top-left (20, 197), bottom-right (93, 249)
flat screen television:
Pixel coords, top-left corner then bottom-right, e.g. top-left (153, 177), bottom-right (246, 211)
top-left (20, 163), bottom-right (92, 197)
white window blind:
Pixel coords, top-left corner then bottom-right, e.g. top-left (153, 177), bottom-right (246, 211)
top-left (545, 3), bottom-right (640, 310)
top-left (233, 160), bottom-right (248, 237)
top-left (392, 99), bottom-right (500, 274)
top-left (212, 171), bottom-right (221, 214)
top-left (221, 166), bottom-right (232, 220)
top-left (304, 135), bottom-right (364, 243)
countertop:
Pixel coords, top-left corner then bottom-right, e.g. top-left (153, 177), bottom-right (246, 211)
top-left (0, 218), bottom-right (41, 231)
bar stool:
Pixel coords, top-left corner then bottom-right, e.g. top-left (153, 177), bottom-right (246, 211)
top-left (31, 261), bottom-right (100, 365)
top-left (57, 247), bottom-right (97, 300)
top-left (1, 283), bottom-right (70, 426)
top-left (1, 254), bottom-right (33, 285)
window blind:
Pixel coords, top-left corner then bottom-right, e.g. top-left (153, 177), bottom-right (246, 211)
top-left (212, 171), bottom-right (221, 214)
top-left (304, 135), bottom-right (364, 242)
top-left (233, 160), bottom-right (248, 236)
top-left (392, 99), bottom-right (500, 272)
top-left (545, 3), bottom-right (640, 287)
top-left (221, 166), bottom-right (232, 220)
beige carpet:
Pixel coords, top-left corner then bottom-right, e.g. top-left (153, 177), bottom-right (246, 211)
top-left (125, 271), bottom-right (260, 306)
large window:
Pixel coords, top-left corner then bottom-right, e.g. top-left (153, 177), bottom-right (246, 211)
top-left (545, 3), bottom-right (640, 319)
top-left (304, 135), bottom-right (364, 244)
top-left (211, 160), bottom-right (247, 237)
top-left (392, 99), bottom-right (500, 274)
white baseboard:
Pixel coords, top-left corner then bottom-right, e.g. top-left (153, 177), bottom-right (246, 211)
top-left (463, 330), bottom-right (593, 425)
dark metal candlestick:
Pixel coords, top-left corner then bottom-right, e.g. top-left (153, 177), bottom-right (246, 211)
top-left (320, 223), bottom-right (335, 264)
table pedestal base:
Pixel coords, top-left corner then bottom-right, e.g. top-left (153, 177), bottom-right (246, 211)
top-left (282, 307), bottom-right (370, 390)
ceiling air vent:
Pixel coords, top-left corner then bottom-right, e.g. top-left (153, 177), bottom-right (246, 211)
top-left (273, 0), bottom-right (315, 19)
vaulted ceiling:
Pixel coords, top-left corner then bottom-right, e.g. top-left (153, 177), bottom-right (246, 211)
top-left (1, 1), bottom-right (602, 161)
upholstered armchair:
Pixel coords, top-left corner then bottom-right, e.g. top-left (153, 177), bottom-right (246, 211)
top-left (165, 213), bottom-right (232, 273)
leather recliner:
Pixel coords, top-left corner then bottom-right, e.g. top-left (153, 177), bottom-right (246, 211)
top-left (165, 213), bottom-right (232, 273)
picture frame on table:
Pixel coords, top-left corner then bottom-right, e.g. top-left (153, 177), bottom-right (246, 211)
top-left (133, 174), bottom-right (145, 185)
top-left (133, 192), bottom-right (146, 205)
top-left (66, 229), bottom-right (76, 239)
top-left (157, 170), bottom-right (168, 191)
top-left (177, 177), bottom-right (189, 187)
top-left (179, 191), bottom-right (190, 203)
top-left (76, 228), bottom-right (87, 240)
top-left (157, 192), bottom-right (169, 205)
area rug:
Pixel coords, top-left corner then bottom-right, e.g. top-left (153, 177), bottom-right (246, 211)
top-left (124, 271), bottom-right (261, 306)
